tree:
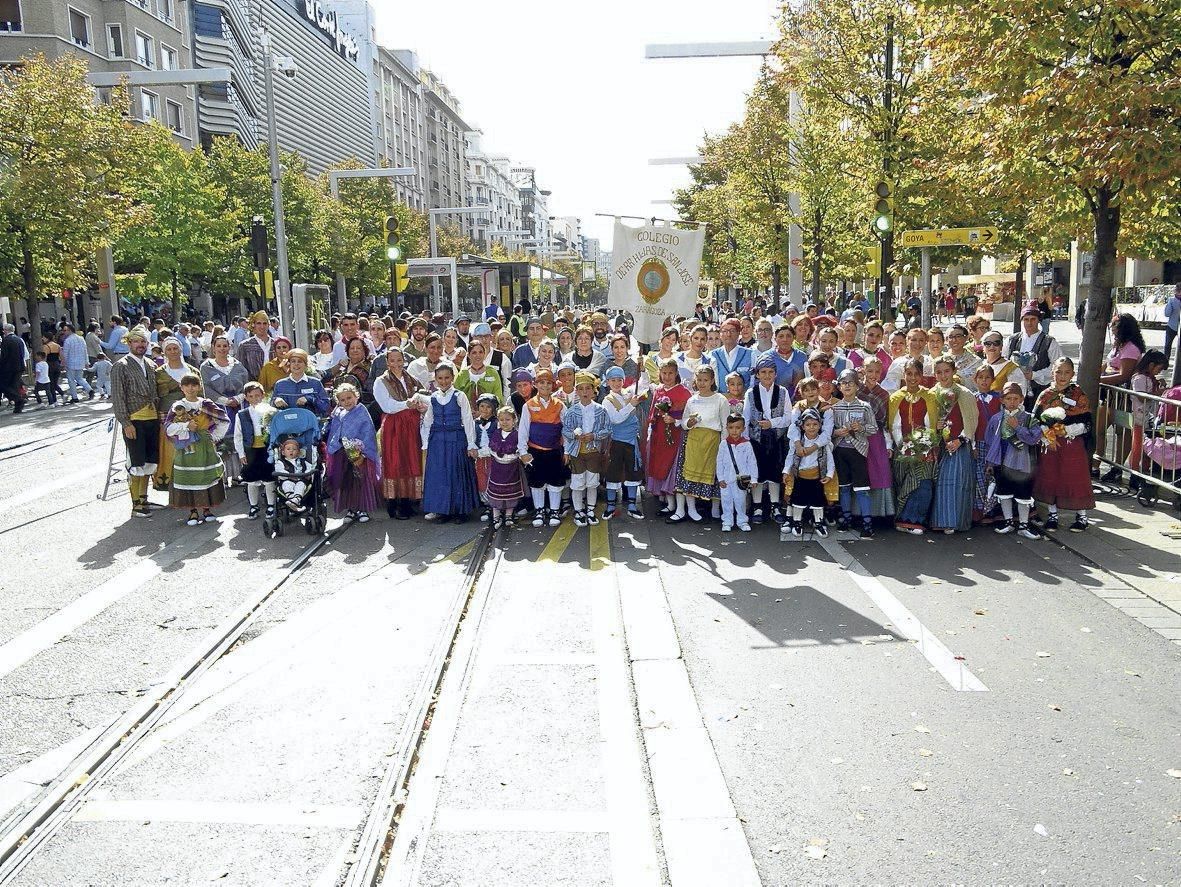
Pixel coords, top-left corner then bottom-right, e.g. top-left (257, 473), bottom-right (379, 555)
top-left (0, 54), bottom-right (142, 343)
top-left (116, 124), bottom-right (240, 320)
top-left (924, 0), bottom-right (1181, 414)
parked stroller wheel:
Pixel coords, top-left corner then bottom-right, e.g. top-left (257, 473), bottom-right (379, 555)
top-left (274, 518), bottom-right (285, 538)
top-left (304, 515), bottom-right (317, 535)
top-left (315, 514), bottom-right (326, 534)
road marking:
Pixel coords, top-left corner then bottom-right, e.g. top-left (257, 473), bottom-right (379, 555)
top-left (1, 465), bottom-right (106, 515)
top-left (818, 539), bottom-right (989, 692)
top-left (589, 519), bottom-right (611, 571)
top-left (0, 528), bottom-right (216, 681)
top-left (433, 808), bottom-right (609, 833)
top-left (73, 799), bottom-right (362, 829)
top-left (536, 516), bottom-right (577, 563)
top-left (445, 537), bottom-right (478, 563)
top-left (0, 727), bottom-right (105, 822)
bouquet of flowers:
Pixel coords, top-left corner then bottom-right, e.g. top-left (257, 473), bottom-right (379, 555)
top-left (1038, 406), bottom-right (1067, 451)
top-left (654, 395), bottom-right (675, 446)
top-left (897, 427), bottom-right (940, 462)
top-left (342, 437), bottom-right (366, 471)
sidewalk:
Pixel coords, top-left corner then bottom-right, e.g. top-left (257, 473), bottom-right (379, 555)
top-left (1048, 486), bottom-right (1181, 628)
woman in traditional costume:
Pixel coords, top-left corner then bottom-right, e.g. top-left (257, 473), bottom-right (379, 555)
top-left (374, 348), bottom-right (426, 520)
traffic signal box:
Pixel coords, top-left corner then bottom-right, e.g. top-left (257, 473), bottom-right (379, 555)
top-left (395, 263), bottom-right (409, 293)
top-left (384, 215), bottom-right (402, 262)
top-left (872, 181), bottom-right (894, 235)
top-left (866, 244), bottom-right (881, 278)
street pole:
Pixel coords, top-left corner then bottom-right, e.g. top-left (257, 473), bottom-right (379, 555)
top-left (429, 212), bottom-right (439, 314)
top-left (261, 32), bottom-right (292, 338)
top-left (920, 247), bottom-right (931, 329)
top-left (880, 14), bottom-right (895, 323)
top-left (1172, 284), bottom-right (1181, 386)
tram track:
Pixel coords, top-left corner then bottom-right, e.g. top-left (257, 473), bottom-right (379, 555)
top-left (0, 416), bottom-right (110, 460)
top-left (339, 528), bottom-right (497, 887)
top-left (0, 520), bottom-right (355, 882)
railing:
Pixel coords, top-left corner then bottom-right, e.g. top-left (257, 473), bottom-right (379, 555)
top-left (1112, 284), bottom-right (1176, 329)
top-left (1096, 382), bottom-right (1180, 507)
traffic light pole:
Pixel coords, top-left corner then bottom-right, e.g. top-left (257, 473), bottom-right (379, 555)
top-left (879, 14), bottom-right (895, 324)
top-left (261, 34), bottom-right (292, 338)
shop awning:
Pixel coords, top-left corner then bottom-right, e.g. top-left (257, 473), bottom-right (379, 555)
top-left (956, 273), bottom-right (1017, 285)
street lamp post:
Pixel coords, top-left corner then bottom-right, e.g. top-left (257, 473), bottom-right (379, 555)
top-left (260, 29), bottom-right (293, 338)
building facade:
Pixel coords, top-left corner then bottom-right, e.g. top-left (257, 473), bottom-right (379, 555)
top-left (189, 0), bottom-right (373, 174)
top-left (373, 46), bottom-right (427, 210)
top-left (1, 0), bottom-right (197, 148)
top-left (422, 67), bottom-right (470, 230)
top-left (465, 131), bottom-right (522, 251)
top-left (511, 166), bottom-right (550, 254)
top-left (551, 215), bottom-right (581, 256)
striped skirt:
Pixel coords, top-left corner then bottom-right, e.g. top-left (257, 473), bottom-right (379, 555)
top-left (930, 444), bottom-right (974, 532)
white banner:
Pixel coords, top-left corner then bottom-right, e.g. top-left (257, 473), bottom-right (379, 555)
top-left (607, 221), bottom-right (705, 344)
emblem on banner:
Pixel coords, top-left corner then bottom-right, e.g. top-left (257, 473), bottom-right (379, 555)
top-left (636, 258), bottom-right (671, 304)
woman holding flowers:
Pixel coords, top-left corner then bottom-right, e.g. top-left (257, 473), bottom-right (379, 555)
top-left (325, 382), bottom-right (381, 522)
top-left (889, 359), bottom-right (939, 535)
top-left (1032, 357), bottom-right (1094, 532)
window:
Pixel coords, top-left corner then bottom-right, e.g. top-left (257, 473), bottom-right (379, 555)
top-left (106, 24), bottom-right (124, 59)
top-left (165, 100), bottom-right (183, 134)
top-left (156, 0), bottom-right (173, 21)
top-left (0, 0), bottom-right (21, 31)
top-left (139, 89), bottom-right (159, 121)
top-left (135, 31), bottom-right (154, 68)
top-left (192, 3), bottom-right (223, 38)
top-left (68, 7), bottom-right (91, 48)
top-left (160, 43), bottom-right (177, 70)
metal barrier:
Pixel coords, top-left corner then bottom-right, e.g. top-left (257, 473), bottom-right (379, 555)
top-left (1096, 382), bottom-right (1181, 509)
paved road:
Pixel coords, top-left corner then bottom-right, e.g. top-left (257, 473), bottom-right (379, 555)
top-left (1, 326), bottom-right (1179, 884)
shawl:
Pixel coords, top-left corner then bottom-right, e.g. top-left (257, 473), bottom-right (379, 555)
top-left (326, 404), bottom-right (378, 462)
top-left (380, 370), bottom-right (419, 402)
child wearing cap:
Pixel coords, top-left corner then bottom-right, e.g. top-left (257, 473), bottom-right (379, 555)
top-left (781, 408), bottom-right (835, 537)
top-left (602, 366), bottom-right (646, 520)
top-left (510, 368), bottom-right (535, 417)
top-left (829, 368), bottom-right (878, 538)
top-left (743, 353), bottom-right (790, 525)
top-left (983, 381), bottom-right (1043, 539)
top-left (562, 372), bottom-right (611, 527)
top-left (518, 368), bottom-right (568, 527)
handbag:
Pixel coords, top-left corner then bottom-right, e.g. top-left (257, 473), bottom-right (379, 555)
top-left (727, 441), bottom-right (751, 491)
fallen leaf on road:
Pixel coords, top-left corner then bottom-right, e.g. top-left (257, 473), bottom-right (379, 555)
top-left (932, 579), bottom-right (942, 584)
top-left (1125, 670), bottom-right (1141, 677)
top-left (1034, 823), bottom-right (1048, 837)
top-left (911, 781), bottom-right (928, 791)
top-left (770, 683), bottom-right (784, 691)
top-left (914, 725), bottom-right (931, 734)
top-left (946, 629), bottom-right (958, 635)
top-left (861, 639), bottom-right (874, 645)
top-left (918, 748), bottom-right (933, 757)
top-left (974, 609), bottom-right (987, 616)
top-left (768, 844), bottom-right (782, 854)
top-left (1167, 769), bottom-right (1181, 779)
top-left (1036, 651), bottom-right (1052, 658)
top-left (1049, 704), bottom-right (1062, 712)
top-left (805, 845), bottom-right (826, 860)
top-left (1080, 627), bottom-right (1092, 633)
top-left (1063, 768), bottom-right (1074, 776)
top-left (830, 757), bottom-right (844, 765)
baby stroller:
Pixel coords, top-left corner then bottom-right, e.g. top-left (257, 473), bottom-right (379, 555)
top-left (264, 407), bottom-right (328, 537)
top-left (1136, 384), bottom-right (1181, 512)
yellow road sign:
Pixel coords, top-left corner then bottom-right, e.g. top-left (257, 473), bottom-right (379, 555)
top-left (900, 227), bottom-right (999, 248)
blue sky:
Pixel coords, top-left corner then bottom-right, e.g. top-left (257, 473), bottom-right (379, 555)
top-left (371, 0), bottom-right (779, 250)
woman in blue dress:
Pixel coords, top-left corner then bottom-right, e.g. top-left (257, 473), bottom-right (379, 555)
top-left (421, 363), bottom-right (479, 523)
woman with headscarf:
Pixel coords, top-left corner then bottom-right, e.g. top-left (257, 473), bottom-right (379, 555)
top-left (154, 337), bottom-right (197, 491)
top-left (200, 334), bottom-right (250, 485)
top-left (257, 336), bottom-right (292, 393)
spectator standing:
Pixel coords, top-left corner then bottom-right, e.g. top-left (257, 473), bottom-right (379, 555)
top-left (60, 324), bottom-right (94, 402)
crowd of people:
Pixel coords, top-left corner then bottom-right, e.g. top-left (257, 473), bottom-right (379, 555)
top-left (71, 290), bottom-right (1169, 538)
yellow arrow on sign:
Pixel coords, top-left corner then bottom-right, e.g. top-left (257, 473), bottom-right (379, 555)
top-left (899, 227), bottom-right (999, 248)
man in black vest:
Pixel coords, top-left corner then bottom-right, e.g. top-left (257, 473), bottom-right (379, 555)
top-left (1004, 303), bottom-right (1062, 408)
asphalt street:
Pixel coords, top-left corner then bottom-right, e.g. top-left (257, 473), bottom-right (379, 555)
top-left (0, 318), bottom-right (1177, 885)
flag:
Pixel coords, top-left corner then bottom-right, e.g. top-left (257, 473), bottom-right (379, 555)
top-left (607, 221), bottom-right (705, 344)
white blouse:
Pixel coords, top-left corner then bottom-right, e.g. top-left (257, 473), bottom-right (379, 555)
top-left (680, 391), bottom-right (732, 433)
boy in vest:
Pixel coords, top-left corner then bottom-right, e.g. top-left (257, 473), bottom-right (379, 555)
top-left (562, 372), bottom-right (612, 527)
top-left (602, 365), bottom-right (645, 520)
top-left (517, 368), bottom-right (567, 527)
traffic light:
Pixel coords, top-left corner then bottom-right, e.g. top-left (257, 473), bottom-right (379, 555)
top-left (383, 215), bottom-right (401, 261)
top-left (253, 269), bottom-right (274, 299)
top-left (395, 263), bottom-right (409, 293)
top-left (872, 181), bottom-right (893, 235)
top-left (866, 244), bottom-right (881, 278)
top-left (251, 217), bottom-right (269, 269)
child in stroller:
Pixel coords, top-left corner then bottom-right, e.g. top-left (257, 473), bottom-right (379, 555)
top-left (274, 435), bottom-right (315, 512)
top-left (265, 406), bottom-right (326, 536)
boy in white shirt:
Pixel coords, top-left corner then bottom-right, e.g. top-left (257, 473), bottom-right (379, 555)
top-left (717, 413), bottom-right (757, 532)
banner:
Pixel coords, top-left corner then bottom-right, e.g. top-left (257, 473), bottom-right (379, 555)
top-left (607, 221), bottom-right (705, 344)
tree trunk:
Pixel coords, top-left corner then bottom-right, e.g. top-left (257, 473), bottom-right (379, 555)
top-left (771, 262), bottom-right (781, 315)
top-left (1077, 185), bottom-right (1120, 426)
top-left (1012, 251), bottom-right (1028, 334)
top-left (171, 269), bottom-right (181, 326)
top-left (21, 229), bottom-right (39, 372)
top-left (810, 216), bottom-right (823, 305)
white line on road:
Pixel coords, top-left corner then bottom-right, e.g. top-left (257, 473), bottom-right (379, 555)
top-left (1, 464), bottom-right (106, 514)
top-left (819, 539), bottom-right (989, 692)
top-left (0, 527), bottom-right (216, 681)
top-left (73, 799), bottom-right (362, 829)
